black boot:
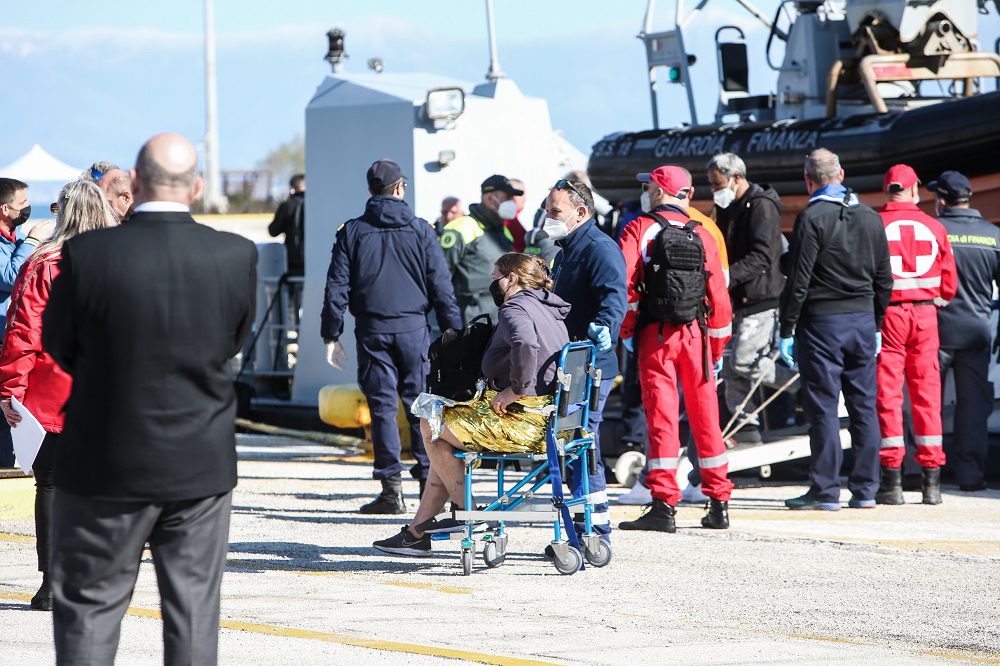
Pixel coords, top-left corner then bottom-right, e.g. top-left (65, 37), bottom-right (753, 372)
top-left (875, 466), bottom-right (904, 505)
top-left (360, 476), bottom-right (406, 514)
top-left (922, 467), bottom-right (942, 505)
top-left (700, 498), bottom-right (729, 529)
top-left (618, 500), bottom-right (676, 533)
top-left (30, 572), bottom-right (52, 611)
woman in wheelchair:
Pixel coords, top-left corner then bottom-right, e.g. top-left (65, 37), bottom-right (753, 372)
top-left (374, 253), bottom-right (571, 557)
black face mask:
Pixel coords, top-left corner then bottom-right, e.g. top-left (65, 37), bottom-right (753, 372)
top-left (489, 279), bottom-right (506, 307)
top-left (11, 204), bottom-right (30, 227)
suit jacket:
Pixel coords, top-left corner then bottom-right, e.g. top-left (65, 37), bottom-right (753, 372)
top-left (42, 210), bottom-right (257, 501)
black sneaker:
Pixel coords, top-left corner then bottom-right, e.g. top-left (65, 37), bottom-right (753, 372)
top-left (415, 515), bottom-right (487, 534)
top-left (30, 574), bottom-right (52, 611)
top-left (959, 480), bottom-right (987, 492)
top-left (373, 527), bottom-right (431, 557)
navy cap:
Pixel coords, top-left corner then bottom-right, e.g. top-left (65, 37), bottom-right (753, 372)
top-left (367, 159), bottom-right (405, 190)
top-left (480, 174), bottom-right (524, 196)
top-left (927, 170), bottom-right (972, 200)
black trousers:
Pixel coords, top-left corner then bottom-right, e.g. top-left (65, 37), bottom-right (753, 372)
top-left (32, 432), bottom-right (57, 572)
top-left (940, 346), bottom-right (992, 486)
top-left (50, 489), bottom-right (232, 666)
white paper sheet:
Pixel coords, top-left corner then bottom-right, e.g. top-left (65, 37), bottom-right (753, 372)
top-left (10, 396), bottom-right (46, 474)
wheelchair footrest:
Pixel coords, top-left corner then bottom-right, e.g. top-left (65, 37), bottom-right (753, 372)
top-left (454, 509), bottom-right (557, 522)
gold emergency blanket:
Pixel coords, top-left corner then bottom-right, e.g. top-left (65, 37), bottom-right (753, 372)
top-left (444, 390), bottom-right (553, 453)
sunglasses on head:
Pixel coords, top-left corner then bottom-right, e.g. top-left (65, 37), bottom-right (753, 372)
top-left (552, 178), bottom-right (585, 200)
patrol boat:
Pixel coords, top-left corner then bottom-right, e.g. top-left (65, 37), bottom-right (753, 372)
top-left (587, 0), bottom-right (1000, 229)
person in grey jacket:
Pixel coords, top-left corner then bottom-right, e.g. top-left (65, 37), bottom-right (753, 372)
top-left (374, 253), bottom-right (571, 556)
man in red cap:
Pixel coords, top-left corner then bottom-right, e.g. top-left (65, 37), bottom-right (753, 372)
top-left (617, 165), bottom-right (733, 532)
top-left (875, 164), bottom-right (957, 505)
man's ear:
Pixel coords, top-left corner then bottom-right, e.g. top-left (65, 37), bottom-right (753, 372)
top-left (191, 175), bottom-right (204, 203)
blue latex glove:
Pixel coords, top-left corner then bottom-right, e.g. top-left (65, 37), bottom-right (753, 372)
top-left (588, 322), bottom-right (612, 352)
top-left (622, 337), bottom-right (634, 354)
top-left (713, 357), bottom-right (724, 379)
top-left (778, 336), bottom-right (796, 368)
top-left (875, 331), bottom-right (882, 357)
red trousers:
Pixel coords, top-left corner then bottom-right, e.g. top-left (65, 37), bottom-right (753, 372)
top-left (638, 323), bottom-right (733, 505)
top-left (876, 303), bottom-right (946, 468)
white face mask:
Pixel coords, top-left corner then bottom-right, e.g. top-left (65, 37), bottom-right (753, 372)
top-left (542, 210), bottom-right (576, 241)
top-left (713, 183), bottom-right (736, 209)
top-left (498, 199), bottom-right (518, 220)
top-left (640, 191), bottom-right (652, 213)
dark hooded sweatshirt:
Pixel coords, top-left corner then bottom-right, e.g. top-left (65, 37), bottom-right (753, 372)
top-left (321, 195), bottom-right (461, 340)
top-left (480, 288), bottom-right (571, 396)
top-left (716, 182), bottom-right (785, 314)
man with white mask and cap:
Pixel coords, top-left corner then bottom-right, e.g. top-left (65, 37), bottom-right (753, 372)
top-left (707, 152), bottom-right (791, 445)
top-left (440, 175), bottom-right (519, 325)
top-left (546, 177), bottom-right (627, 547)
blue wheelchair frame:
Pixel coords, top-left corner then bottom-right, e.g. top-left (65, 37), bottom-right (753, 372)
top-left (430, 341), bottom-right (608, 575)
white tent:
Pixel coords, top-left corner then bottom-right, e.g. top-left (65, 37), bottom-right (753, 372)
top-left (0, 144), bottom-right (81, 182)
top-left (0, 145), bottom-right (83, 214)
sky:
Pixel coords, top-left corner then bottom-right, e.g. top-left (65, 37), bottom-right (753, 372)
top-left (1, 0), bottom-right (998, 176)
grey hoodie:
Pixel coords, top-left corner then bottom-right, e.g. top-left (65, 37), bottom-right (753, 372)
top-left (481, 288), bottom-right (571, 396)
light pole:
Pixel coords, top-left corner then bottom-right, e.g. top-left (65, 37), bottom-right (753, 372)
top-left (203, 0), bottom-right (226, 212)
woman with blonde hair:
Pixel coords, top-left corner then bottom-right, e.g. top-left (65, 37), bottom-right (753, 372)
top-left (0, 179), bottom-right (117, 609)
top-left (374, 252), bottom-right (571, 556)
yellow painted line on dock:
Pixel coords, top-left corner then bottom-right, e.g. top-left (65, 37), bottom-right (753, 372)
top-left (918, 648), bottom-right (1000, 664)
top-left (0, 531), bottom-right (34, 544)
top-left (0, 590), bottom-right (559, 666)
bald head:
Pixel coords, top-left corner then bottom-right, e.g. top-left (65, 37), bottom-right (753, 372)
top-left (131, 133), bottom-right (203, 206)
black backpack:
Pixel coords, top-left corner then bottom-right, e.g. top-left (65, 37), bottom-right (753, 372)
top-left (641, 212), bottom-right (708, 326)
top-left (427, 314), bottom-right (494, 401)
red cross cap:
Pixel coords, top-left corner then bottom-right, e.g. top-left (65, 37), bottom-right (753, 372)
top-left (885, 219), bottom-right (938, 278)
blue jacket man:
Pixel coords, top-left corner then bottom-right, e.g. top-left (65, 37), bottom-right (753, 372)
top-left (547, 179), bottom-right (627, 540)
top-left (321, 160), bottom-right (461, 514)
top-left (0, 178), bottom-right (39, 467)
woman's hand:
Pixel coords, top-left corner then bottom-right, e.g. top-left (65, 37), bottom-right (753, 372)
top-left (490, 388), bottom-right (522, 415)
top-left (1, 399), bottom-right (21, 427)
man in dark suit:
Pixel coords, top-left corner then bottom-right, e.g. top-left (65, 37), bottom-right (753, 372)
top-left (42, 132), bottom-right (257, 665)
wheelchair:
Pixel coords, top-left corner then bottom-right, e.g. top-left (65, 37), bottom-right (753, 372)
top-left (430, 341), bottom-right (612, 575)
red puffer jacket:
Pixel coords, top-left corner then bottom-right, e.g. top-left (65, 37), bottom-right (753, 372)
top-left (0, 251), bottom-right (71, 432)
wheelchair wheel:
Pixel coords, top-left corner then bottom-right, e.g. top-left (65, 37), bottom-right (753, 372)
top-left (584, 540), bottom-right (612, 568)
top-left (461, 548), bottom-right (474, 576)
top-left (614, 451), bottom-right (645, 487)
top-left (483, 541), bottom-right (506, 568)
top-left (553, 546), bottom-right (583, 575)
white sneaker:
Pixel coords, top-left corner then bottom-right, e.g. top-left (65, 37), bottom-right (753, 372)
top-left (617, 482), bottom-right (652, 505)
top-left (681, 483), bottom-right (709, 503)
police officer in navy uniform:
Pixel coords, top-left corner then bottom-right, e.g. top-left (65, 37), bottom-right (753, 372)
top-left (440, 175), bottom-right (519, 326)
top-left (322, 160), bottom-right (462, 514)
top-left (932, 170), bottom-right (1000, 492)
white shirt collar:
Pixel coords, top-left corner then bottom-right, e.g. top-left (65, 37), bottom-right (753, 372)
top-left (132, 201), bottom-right (190, 213)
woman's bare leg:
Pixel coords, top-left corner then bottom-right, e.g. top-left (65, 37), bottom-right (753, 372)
top-left (408, 468), bottom-right (448, 537)
top-left (406, 421), bottom-right (470, 537)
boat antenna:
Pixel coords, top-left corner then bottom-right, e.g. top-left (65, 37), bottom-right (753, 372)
top-left (485, 0), bottom-right (505, 80)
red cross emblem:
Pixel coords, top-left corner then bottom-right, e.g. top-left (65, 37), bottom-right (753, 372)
top-left (885, 219), bottom-right (937, 278)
